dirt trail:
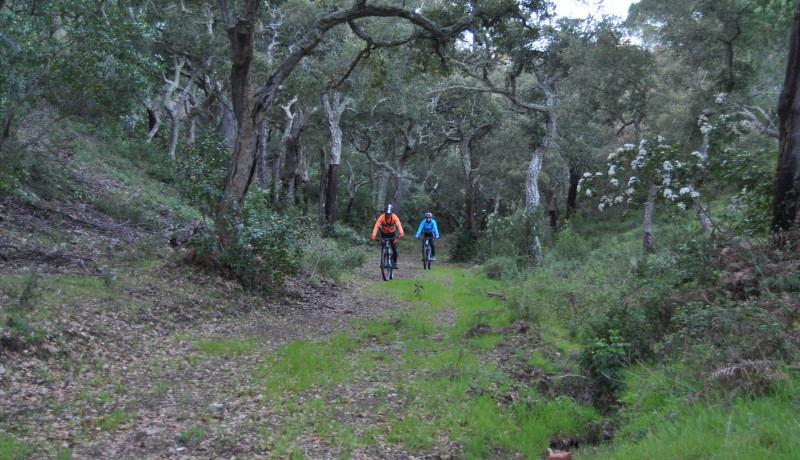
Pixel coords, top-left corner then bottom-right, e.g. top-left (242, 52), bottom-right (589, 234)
top-left (1, 219), bottom-right (460, 459)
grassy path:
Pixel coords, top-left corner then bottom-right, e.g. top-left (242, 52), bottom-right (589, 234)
top-left (2, 257), bottom-right (597, 459)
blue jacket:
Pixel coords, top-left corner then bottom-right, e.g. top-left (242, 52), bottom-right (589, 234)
top-left (415, 219), bottom-right (440, 238)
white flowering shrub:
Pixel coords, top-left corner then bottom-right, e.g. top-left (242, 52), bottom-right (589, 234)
top-left (579, 137), bottom-right (703, 213)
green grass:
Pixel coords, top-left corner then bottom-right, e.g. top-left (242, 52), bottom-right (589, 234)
top-left (250, 264), bottom-right (600, 458)
top-left (257, 333), bottom-right (361, 398)
top-left (0, 434), bottom-right (34, 460)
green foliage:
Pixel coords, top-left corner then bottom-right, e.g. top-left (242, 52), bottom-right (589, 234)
top-left (664, 299), bottom-right (796, 367)
top-left (332, 223), bottom-right (369, 246)
top-left (551, 223), bottom-right (591, 261)
top-left (482, 256), bottom-right (523, 281)
top-left (579, 330), bottom-right (630, 405)
top-left (703, 113), bottom-right (774, 236)
top-left (180, 129), bottom-right (229, 222)
top-left (479, 210), bottom-right (525, 262)
top-left (0, 0), bottom-right (159, 193)
top-left (16, 265), bottom-right (42, 312)
top-left (312, 242), bottom-right (367, 282)
top-left (449, 226), bottom-right (477, 263)
top-left (674, 237), bottom-right (721, 286)
top-left (604, 372), bottom-right (800, 459)
top-left (215, 195), bottom-right (306, 291)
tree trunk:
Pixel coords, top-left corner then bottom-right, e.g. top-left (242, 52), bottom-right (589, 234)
top-left (256, 119), bottom-right (270, 188)
top-left (215, 0), bottom-right (260, 247)
top-left (319, 148), bottom-right (329, 224)
top-left (547, 192), bottom-right (558, 229)
top-left (145, 101), bottom-right (160, 143)
top-left (322, 92), bottom-right (347, 229)
top-left (567, 167), bottom-right (580, 215)
top-left (771, 0), bottom-right (800, 233)
top-left (643, 187), bottom-right (656, 251)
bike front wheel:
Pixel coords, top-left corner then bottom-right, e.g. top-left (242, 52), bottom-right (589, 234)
top-left (422, 245), bottom-right (431, 270)
top-left (381, 248), bottom-right (392, 281)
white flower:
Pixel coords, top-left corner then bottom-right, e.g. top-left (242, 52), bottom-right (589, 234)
top-left (608, 152), bottom-right (618, 160)
top-left (691, 151), bottom-right (705, 160)
top-left (628, 176), bottom-right (637, 186)
top-left (615, 196), bottom-right (624, 203)
top-left (626, 188), bottom-right (635, 195)
top-left (742, 187), bottom-right (748, 194)
top-left (679, 187), bottom-right (692, 195)
top-left (663, 188), bottom-right (675, 199)
top-left (663, 161), bottom-right (673, 171)
top-left (583, 172), bottom-right (592, 178)
top-left (599, 202), bottom-right (605, 211)
top-left (662, 176), bottom-right (671, 186)
top-left (657, 135), bottom-right (665, 143)
top-left (715, 92), bottom-right (727, 104)
top-left (623, 143), bottom-right (635, 150)
top-left (595, 171), bottom-right (604, 176)
top-left (585, 189), bottom-right (592, 197)
top-left (608, 165), bottom-right (617, 176)
top-left (610, 178), bottom-right (619, 187)
top-left (700, 123), bottom-right (712, 134)
top-left (677, 202), bottom-right (687, 210)
top-left (577, 184), bottom-right (582, 192)
top-left (690, 191), bottom-right (700, 198)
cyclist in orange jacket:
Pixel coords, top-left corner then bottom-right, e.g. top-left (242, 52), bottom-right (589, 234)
top-left (371, 204), bottom-right (404, 268)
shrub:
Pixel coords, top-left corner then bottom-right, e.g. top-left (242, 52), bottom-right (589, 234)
top-left (551, 224), bottom-right (591, 261)
top-left (190, 191), bottom-right (307, 291)
top-left (482, 256), bottom-right (523, 281)
top-left (579, 330), bottom-right (630, 407)
top-left (450, 226), bottom-right (478, 263)
top-left (313, 244), bottom-right (367, 281)
top-left (333, 223), bottom-right (369, 246)
top-left (180, 129), bottom-right (229, 222)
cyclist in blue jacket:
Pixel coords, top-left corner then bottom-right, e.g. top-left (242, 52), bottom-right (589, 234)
top-left (415, 212), bottom-right (440, 260)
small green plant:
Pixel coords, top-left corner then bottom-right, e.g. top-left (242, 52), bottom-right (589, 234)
top-left (178, 424), bottom-right (207, 446)
top-left (413, 282), bottom-right (424, 299)
top-left (0, 433), bottom-right (34, 459)
top-left (579, 330), bottom-right (630, 406)
top-left (17, 265), bottom-right (42, 312)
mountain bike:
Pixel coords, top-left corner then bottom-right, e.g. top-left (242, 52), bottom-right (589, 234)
top-left (421, 236), bottom-right (433, 270)
top-left (380, 238), bottom-right (395, 281)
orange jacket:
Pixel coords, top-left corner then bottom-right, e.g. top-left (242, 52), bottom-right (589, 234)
top-left (372, 214), bottom-right (404, 240)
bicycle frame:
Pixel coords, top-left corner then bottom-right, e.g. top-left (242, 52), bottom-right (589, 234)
top-left (380, 238), bottom-right (396, 281)
top-left (421, 236), bottom-right (433, 269)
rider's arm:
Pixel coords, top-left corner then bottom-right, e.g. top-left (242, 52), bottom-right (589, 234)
top-left (396, 219), bottom-right (404, 238)
top-left (415, 221), bottom-right (423, 238)
top-left (433, 220), bottom-right (440, 238)
top-left (371, 216), bottom-right (382, 240)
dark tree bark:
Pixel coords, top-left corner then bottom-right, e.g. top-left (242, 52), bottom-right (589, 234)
top-left (567, 166), bottom-right (580, 215)
top-left (771, 0), bottom-right (800, 233)
top-left (145, 101), bottom-right (160, 142)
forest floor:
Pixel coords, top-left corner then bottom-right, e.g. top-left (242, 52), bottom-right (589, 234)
top-left (0, 194), bottom-right (571, 459)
